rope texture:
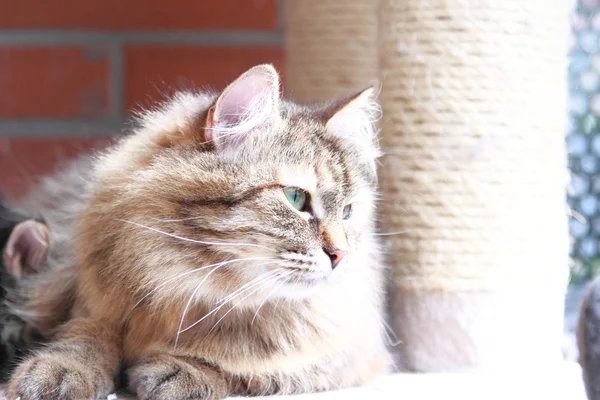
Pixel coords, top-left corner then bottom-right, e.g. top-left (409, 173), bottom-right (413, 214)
top-left (378, 0), bottom-right (571, 292)
top-left (283, 0), bottom-right (379, 103)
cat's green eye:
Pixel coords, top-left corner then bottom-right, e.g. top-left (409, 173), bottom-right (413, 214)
top-left (342, 204), bottom-right (353, 220)
top-left (284, 187), bottom-right (307, 211)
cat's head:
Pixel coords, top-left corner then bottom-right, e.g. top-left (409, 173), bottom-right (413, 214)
top-left (83, 64), bottom-right (381, 305)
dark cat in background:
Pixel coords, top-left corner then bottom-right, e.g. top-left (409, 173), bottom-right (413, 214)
top-left (0, 197), bottom-right (50, 380)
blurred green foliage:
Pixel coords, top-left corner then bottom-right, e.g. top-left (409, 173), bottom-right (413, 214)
top-left (571, 257), bottom-right (600, 285)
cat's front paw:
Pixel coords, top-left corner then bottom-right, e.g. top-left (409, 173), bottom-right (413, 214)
top-left (6, 354), bottom-right (108, 400)
top-left (128, 355), bottom-right (228, 400)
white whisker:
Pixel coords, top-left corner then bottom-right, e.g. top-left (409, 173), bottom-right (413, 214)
top-left (206, 270), bottom-right (294, 335)
top-left (372, 230), bottom-right (410, 236)
top-left (272, 274), bottom-right (295, 313)
top-left (213, 265), bottom-right (280, 307)
top-left (287, 276), bottom-right (302, 310)
top-left (152, 216), bottom-right (203, 222)
top-left (381, 317), bottom-right (401, 347)
top-left (175, 260), bottom-right (234, 348)
top-left (178, 267), bottom-right (281, 335)
top-left (117, 219), bottom-right (274, 251)
top-left (251, 275), bottom-right (289, 325)
top-left (367, 304), bottom-right (401, 347)
top-left (128, 256), bottom-right (273, 317)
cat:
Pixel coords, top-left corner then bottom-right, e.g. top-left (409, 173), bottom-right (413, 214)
top-left (0, 193), bottom-right (76, 381)
top-left (5, 64), bottom-right (390, 400)
top-left (0, 200), bottom-right (51, 380)
top-left (0, 203), bottom-right (37, 380)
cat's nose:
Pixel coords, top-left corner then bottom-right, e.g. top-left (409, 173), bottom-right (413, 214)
top-left (324, 248), bottom-right (348, 270)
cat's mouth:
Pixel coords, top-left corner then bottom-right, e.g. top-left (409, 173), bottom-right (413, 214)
top-left (276, 253), bottom-right (333, 289)
top-left (270, 268), bottom-right (330, 299)
top-left (295, 274), bottom-right (328, 285)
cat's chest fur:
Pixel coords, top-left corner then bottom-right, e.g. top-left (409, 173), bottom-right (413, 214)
top-left (124, 267), bottom-right (384, 379)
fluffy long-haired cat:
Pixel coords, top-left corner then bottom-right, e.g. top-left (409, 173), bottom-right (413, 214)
top-left (5, 64), bottom-right (390, 400)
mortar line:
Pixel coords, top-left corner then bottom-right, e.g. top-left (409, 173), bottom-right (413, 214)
top-left (0, 31), bottom-right (283, 46)
top-left (0, 119), bottom-right (129, 138)
top-left (108, 43), bottom-right (125, 119)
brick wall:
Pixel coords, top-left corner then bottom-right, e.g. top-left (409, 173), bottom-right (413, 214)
top-left (0, 0), bottom-right (283, 200)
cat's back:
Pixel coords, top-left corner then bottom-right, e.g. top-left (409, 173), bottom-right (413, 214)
top-left (16, 153), bottom-right (98, 231)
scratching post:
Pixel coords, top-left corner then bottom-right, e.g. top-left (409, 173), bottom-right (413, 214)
top-left (283, 0), bottom-right (378, 103)
top-left (378, 1), bottom-right (571, 371)
top-left (284, 0), bottom-right (572, 373)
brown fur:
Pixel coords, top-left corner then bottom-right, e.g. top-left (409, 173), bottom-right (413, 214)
top-left (6, 65), bottom-right (389, 400)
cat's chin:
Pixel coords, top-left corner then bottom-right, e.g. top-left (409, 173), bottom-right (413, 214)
top-left (274, 274), bottom-right (331, 300)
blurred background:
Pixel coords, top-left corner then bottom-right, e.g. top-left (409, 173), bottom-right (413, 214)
top-left (0, 0), bottom-right (592, 394)
top-left (0, 0), bottom-right (593, 286)
top-left (570, 0), bottom-right (600, 284)
top-left (0, 0), bottom-right (281, 200)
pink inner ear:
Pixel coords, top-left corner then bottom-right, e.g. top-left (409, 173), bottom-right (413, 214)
top-left (206, 65), bottom-right (279, 159)
top-left (3, 220), bottom-right (49, 278)
top-left (214, 73), bottom-right (274, 127)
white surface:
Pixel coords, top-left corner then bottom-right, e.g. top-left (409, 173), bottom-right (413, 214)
top-left (0, 362), bottom-right (587, 400)
top-left (263, 362), bottom-right (587, 400)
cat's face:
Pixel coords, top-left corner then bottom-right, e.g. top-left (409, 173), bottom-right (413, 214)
top-left (101, 65), bottom-right (380, 304)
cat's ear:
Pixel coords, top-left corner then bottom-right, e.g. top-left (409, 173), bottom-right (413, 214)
top-left (322, 87), bottom-right (381, 156)
top-left (205, 64), bottom-right (280, 158)
top-left (3, 220), bottom-right (50, 279)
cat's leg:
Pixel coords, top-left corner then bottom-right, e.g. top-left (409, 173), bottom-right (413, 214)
top-left (6, 318), bottom-right (120, 400)
top-left (128, 353), bottom-right (230, 400)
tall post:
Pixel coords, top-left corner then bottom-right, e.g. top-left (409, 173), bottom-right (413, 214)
top-left (378, 1), bottom-right (572, 370)
top-left (283, 0), bottom-right (379, 103)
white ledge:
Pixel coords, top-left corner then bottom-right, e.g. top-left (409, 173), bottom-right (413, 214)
top-left (265, 363), bottom-right (587, 400)
top-left (0, 362), bottom-right (587, 400)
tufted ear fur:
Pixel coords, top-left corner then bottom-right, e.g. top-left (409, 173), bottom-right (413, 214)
top-left (323, 87), bottom-right (381, 159)
top-left (205, 64), bottom-right (280, 159)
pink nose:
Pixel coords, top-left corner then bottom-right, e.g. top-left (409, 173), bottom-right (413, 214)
top-left (324, 248), bottom-right (348, 269)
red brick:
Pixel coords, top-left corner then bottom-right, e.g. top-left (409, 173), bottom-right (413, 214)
top-left (0, 137), bottom-right (111, 200)
top-left (0, 47), bottom-right (110, 118)
top-left (124, 45), bottom-right (283, 112)
top-left (0, 0), bottom-right (278, 30)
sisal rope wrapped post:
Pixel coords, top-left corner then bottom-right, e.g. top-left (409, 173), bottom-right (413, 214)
top-left (379, 1), bottom-right (572, 371)
top-left (283, 0), bottom-right (378, 103)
